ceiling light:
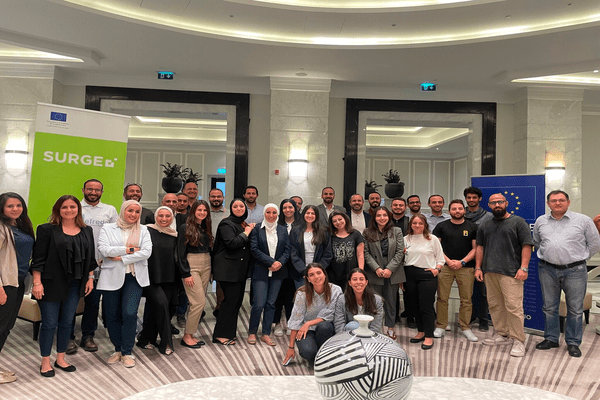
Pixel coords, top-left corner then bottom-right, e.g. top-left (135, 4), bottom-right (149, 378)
top-left (367, 126), bottom-right (423, 133)
top-left (594, 70), bottom-right (599, 73)
top-left (296, 72), bottom-right (308, 76)
top-left (135, 116), bottom-right (227, 125)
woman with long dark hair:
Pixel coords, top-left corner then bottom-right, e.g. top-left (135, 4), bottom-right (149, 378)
top-left (282, 263), bottom-right (341, 367)
top-left (363, 206), bottom-right (405, 340)
top-left (31, 195), bottom-right (95, 377)
top-left (328, 211), bottom-right (364, 291)
top-left (289, 205), bottom-right (332, 290)
top-left (0, 193), bottom-right (35, 383)
top-left (248, 203), bottom-right (290, 346)
top-left (97, 200), bottom-right (152, 368)
top-left (404, 214), bottom-right (445, 350)
top-left (212, 199), bottom-right (254, 346)
top-left (178, 200), bottom-right (213, 349)
top-left (334, 268), bottom-right (383, 333)
top-left (137, 206), bottom-right (179, 355)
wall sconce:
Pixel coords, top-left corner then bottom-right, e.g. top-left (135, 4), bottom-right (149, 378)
top-left (5, 134), bottom-right (29, 171)
top-left (289, 139), bottom-right (308, 179)
top-left (545, 149), bottom-right (565, 171)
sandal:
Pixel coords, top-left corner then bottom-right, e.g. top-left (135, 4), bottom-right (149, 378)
top-left (387, 328), bottom-right (397, 340)
top-left (212, 337), bottom-right (236, 346)
top-left (164, 347), bottom-right (174, 356)
top-left (247, 335), bottom-right (257, 345)
top-left (136, 342), bottom-right (155, 350)
top-left (261, 335), bottom-right (276, 346)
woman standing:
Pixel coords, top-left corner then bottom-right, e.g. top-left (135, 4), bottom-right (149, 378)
top-left (403, 214), bottom-right (445, 350)
top-left (0, 193), bottom-right (35, 383)
top-left (289, 205), bottom-right (332, 290)
top-left (272, 198), bottom-right (300, 337)
top-left (178, 200), bottom-right (212, 349)
top-left (328, 211), bottom-right (364, 291)
top-left (248, 203), bottom-right (290, 346)
top-left (212, 199), bottom-right (254, 346)
top-left (30, 195), bottom-right (95, 377)
top-left (137, 206), bottom-right (179, 355)
top-left (363, 206), bottom-right (405, 340)
top-left (334, 268), bottom-right (383, 333)
top-left (97, 200), bottom-right (152, 367)
top-left (282, 263), bottom-right (341, 367)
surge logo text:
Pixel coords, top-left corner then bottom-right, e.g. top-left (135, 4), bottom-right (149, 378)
top-left (43, 151), bottom-right (117, 167)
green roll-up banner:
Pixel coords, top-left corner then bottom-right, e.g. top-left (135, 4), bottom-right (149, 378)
top-left (29, 103), bottom-right (130, 228)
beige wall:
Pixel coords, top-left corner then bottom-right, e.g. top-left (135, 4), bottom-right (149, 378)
top-left (248, 94), bottom-right (271, 201)
top-left (582, 113), bottom-right (600, 218)
top-left (327, 98), bottom-right (347, 206)
top-left (496, 103), bottom-right (515, 175)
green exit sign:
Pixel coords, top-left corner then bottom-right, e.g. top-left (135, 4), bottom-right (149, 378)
top-left (158, 71), bottom-right (174, 80)
top-left (420, 82), bottom-right (436, 91)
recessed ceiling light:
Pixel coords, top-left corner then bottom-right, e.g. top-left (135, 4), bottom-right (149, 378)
top-left (594, 70), bottom-right (599, 73)
top-left (296, 72), bottom-right (308, 76)
top-left (505, 15), bottom-right (511, 19)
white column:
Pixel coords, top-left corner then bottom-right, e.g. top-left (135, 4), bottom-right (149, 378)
top-left (513, 87), bottom-right (583, 211)
top-left (268, 77), bottom-right (331, 205)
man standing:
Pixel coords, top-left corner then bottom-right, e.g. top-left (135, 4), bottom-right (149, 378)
top-left (209, 188), bottom-right (228, 238)
top-left (533, 190), bottom-right (600, 357)
top-left (161, 193), bottom-right (184, 229)
top-left (182, 181), bottom-right (199, 206)
top-left (347, 193), bottom-right (371, 232)
top-left (317, 187), bottom-right (346, 225)
top-left (390, 197), bottom-right (409, 234)
top-left (70, 179), bottom-right (118, 353)
top-left (291, 196), bottom-right (303, 211)
top-left (243, 185), bottom-right (264, 224)
top-left (475, 193), bottom-right (533, 357)
top-left (406, 195), bottom-right (422, 217)
top-left (425, 194), bottom-right (450, 231)
top-left (464, 186), bottom-right (493, 331)
top-left (123, 183), bottom-right (154, 224)
top-left (432, 200), bottom-right (478, 342)
top-left (176, 192), bottom-right (189, 216)
top-left (367, 192), bottom-right (381, 217)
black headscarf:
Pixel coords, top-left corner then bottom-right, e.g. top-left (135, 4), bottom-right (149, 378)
top-left (226, 198), bottom-right (248, 225)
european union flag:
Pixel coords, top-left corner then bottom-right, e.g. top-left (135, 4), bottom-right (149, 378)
top-left (50, 112), bottom-right (67, 122)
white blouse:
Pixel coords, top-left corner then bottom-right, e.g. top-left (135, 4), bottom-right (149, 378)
top-left (403, 234), bottom-right (445, 269)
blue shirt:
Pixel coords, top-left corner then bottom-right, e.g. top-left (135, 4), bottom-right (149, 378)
top-left (533, 210), bottom-right (600, 265)
top-left (12, 226), bottom-right (34, 279)
top-left (425, 213), bottom-right (450, 231)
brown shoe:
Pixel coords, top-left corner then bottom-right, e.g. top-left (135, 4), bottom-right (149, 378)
top-left (66, 340), bottom-right (78, 355)
top-left (0, 371), bottom-right (17, 384)
top-left (80, 336), bottom-right (98, 352)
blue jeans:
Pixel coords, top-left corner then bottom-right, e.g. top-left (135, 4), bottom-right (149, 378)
top-left (293, 278), bottom-right (304, 291)
top-left (296, 320), bottom-right (334, 366)
top-left (70, 280), bottom-right (101, 340)
top-left (38, 279), bottom-right (81, 357)
top-left (101, 274), bottom-right (143, 356)
top-left (249, 278), bottom-right (283, 335)
top-left (538, 263), bottom-right (587, 346)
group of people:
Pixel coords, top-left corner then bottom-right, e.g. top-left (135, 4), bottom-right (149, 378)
top-left (0, 181), bottom-right (598, 383)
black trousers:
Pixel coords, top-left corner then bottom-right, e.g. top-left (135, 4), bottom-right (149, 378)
top-left (273, 278), bottom-right (295, 325)
top-left (213, 281), bottom-right (246, 340)
top-left (404, 266), bottom-right (438, 338)
top-left (0, 278), bottom-right (25, 352)
top-left (138, 282), bottom-right (178, 353)
top-left (471, 280), bottom-right (489, 322)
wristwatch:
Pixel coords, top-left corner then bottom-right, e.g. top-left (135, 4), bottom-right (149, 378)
top-left (461, 260), bottom-right (466, 267)
top-left (129, 247), bottom-right (135, 253)
top-left (520, 267), bottom-right (529, 273)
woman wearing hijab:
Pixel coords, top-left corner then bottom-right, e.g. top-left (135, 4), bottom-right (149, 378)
top-left (97, 200), bottom-right (152, 368)
top-left (178, 200), bottom-right (212, 349)
top-left (136, 206), bottom-right (178, 355)
top-left (248, 203), bottom-right (290, 346)
top-left (212, 199), bottom-right (254, 346)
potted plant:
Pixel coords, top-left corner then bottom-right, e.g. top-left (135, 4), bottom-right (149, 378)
top-left (382, 169), bottom-right (405, 198)
top-left (182, 168), bottom-right (203, 187)
top-left (160, 162), bottom-right (186, 193)
top-left (365, 180), bottom-right (382, 199)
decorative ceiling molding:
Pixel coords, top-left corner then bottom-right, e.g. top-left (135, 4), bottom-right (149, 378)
top-left (270, 76), bottom-right (331, 92)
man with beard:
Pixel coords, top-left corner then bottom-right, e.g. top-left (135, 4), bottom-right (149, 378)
top-left (123, 183), bottom-right (154, 224)
top-left (432, 200), bottom-right (478, 342)
top-left (367, 192), bottom-right (381, 217)
top-left (291, 196), bottom-right (303, 211)
top-left (317, 187), bottom-right (345, 225)
top-left (347, 193), bottom-right (370, 232)
top-left (209, 188), bottom-right (228, 237)
top-left (176, 192), bottom-right (189, 216)
top-left (244, 185), bottom-right (264, 224)
top-left (475, 193), bottom-right (533, 357)
top-left (464, 186), bottom-right (493, 331)
top-left (182, 181), bottom-right (199, 206)
top-left (390, 197), bottom-right (409, 234)
top-left (425, 194), bottom-right (450, 231)
top-left (533, 190), bottom-right (600, 358)
top-left (67, 179), bottom-right (118, 354)
top-left (406, 195), bottom-right (422, 217)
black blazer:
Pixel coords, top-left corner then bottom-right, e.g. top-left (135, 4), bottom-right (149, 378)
top-left (212, 219), bottom-right (251, 283)
top-left (30, 223), bottom-right (95, 302)
top-left (289, 228), bottom-right (332, 281)
top-left (250, 224), bottom-right (290, 281)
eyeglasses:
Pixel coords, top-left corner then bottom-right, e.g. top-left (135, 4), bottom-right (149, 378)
top-left (548, 199), bottom-right (567, 203)
top-left (488, 201), bottom-right (506, 205)
top-left (85, 188), bottom-right (103, 193)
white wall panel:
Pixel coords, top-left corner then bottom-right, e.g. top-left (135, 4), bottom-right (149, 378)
top-left (163, 152), bottom-right (182, 167)
top-left (453, 158), bottom-right (468, 200)
top-left (413, 160), bottom-right (431, 200)
top-left (185, 153), bottom-right (205, 198)
top-left (373, 159), bottom-right (391, 186)
top-left (140, 152), bottom-right (160, 204)
top-left (125, 151), bottom-right (138, 188)
top-left (393, 159), bottom-right (411, 199)
top-left (433, 161), bottom-right (451, 202)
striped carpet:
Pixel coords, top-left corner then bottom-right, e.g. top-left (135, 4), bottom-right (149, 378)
top-left (1, 293), bottom-right (599, 400)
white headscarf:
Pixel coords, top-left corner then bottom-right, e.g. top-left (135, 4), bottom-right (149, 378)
top-left (263, 203), bottom-right (279, 235)
top-left (147, 206), bottom-right (177, 237)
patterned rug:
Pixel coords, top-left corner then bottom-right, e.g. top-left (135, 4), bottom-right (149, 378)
top-left (1, 293), bottom-right (599, 400)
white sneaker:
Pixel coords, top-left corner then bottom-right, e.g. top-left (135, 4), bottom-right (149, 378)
top-left (274, 324), bottom-right (284, 337)
top-left (462, 329), bottom-right (478, 342)
top-left (107, 352), bottom-right (122, 364)
top-left (445, 325), bottom-right (451, 331)
top-left (483, 333), bottom-right (513, 346)
top-left (433, 327), bottom-right (445, 338)
top-left (510, 340), bottom-right (525, 357)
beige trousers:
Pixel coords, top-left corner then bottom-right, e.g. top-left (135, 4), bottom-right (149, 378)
top-left (436, 265), bottom-right (474, 331)
top-left (183, 253), bottom-right (211, 335)
top-left (484, 272), bottom-right (525, 342)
